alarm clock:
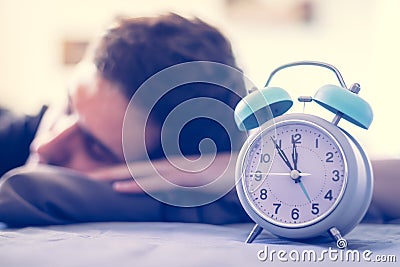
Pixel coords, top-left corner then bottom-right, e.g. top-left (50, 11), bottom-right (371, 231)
top-left (234, 61), bottom-right (373, 248)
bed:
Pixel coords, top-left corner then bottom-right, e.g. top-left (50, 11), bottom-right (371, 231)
top-left (1, 222), bottom-right (399, 266)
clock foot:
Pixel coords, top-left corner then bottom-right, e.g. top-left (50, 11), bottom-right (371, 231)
top-left (329, 227), bottom-right (348, 249)
top-left (245, 224), bottom-right (263, 243)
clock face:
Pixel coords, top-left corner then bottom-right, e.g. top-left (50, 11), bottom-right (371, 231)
top-left (242, 119), bottom-right (348, 228)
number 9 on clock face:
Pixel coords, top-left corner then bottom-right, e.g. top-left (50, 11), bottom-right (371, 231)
top-left (241, 117), bottom-right (347, 228)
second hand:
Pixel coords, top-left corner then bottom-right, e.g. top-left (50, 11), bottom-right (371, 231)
top-left (250, 172), bottom-right (311, 176)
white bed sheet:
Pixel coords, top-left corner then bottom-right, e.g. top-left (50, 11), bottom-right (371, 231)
top-left (0, 222), bottom-right (399, 267)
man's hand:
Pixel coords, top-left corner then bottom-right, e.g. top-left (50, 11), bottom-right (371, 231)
top-left (86, 153), bottom-right (237, 194)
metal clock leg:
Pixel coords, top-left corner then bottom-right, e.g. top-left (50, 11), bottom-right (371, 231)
top-left (329, 227), bottom-right (348, 249)
top-left (245, 224), bottom-right (263, 243)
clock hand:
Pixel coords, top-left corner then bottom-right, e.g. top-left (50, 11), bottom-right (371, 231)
top-left (289, 170), bottom-right (312, 202)
top-left (248, 172), bottom-right (311, 193)
top-left (270, 137), bottom-right (293, 171)
top-left (297, 179), bottom-right (312, 202)
top-left (291, 137), bottom-right (298, 170)
top-left (250, 172), bottom-right (311, 176)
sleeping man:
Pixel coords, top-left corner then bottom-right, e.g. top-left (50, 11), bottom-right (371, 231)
top-left (0, 13), bottom-right (252, 226)
top-left (0, 13), bottom-right (399, 227)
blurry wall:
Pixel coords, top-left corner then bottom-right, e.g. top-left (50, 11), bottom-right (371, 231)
top-left (0, 0), bottom-right (398, 158)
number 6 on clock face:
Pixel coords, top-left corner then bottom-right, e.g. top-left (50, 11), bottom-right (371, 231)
top-left (244, 118), bottom-right (347, 228)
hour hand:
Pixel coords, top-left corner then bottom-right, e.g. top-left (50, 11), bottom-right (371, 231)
top-left (271, 137), bottom-right (293, 170)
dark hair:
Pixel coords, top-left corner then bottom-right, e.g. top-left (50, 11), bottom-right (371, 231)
top-left (92, 13), bottom-right (245, 158)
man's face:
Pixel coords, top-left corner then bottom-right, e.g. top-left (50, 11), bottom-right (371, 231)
top-left (28, 62), bottom-right (149, 172)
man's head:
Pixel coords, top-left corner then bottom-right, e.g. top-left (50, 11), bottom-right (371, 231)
top-left (28, 13), bottom-right (245, 172)
top-left (92, 13), bottom-right (239, 100)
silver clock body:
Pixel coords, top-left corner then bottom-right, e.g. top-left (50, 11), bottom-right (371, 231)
top-left (235, 113), bottom-right (373, 239)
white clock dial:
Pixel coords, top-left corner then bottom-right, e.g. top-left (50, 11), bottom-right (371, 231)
top-left (242, 120), bottom-right (347, 228)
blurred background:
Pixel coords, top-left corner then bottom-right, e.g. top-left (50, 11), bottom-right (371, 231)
top-left (0, 0), bottom-right (398, 158)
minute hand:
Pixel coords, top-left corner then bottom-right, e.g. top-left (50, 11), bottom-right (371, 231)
top-left (271, 138), bottom-right (293, 171)
top-left (292, 138), bottom-right (299, 170)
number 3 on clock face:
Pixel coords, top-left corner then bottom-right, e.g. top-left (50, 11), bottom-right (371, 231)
top-left (243, 117), bottom-right (347, 228)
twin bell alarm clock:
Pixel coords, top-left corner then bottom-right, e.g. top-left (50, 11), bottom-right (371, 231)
top-left (234, 61), bottom-right (373, 248)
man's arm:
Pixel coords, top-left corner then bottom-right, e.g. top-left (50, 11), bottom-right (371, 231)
top-left (365, 159), bottom-right (400, 223)
top-left (0, 106), bottom-right (47, 176)
top-left (0, 164), bottom-right (251, 227)
top-left (0, 165), bottom-right (164, 227)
